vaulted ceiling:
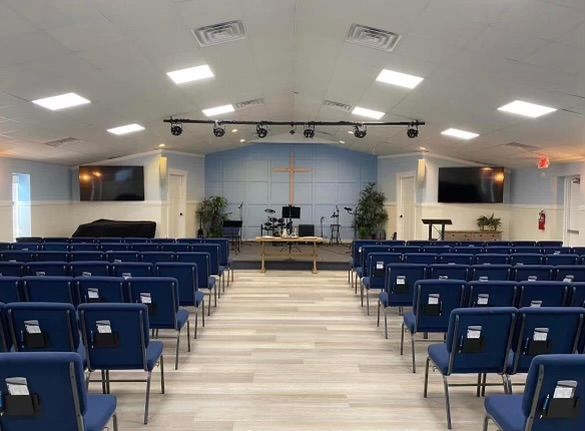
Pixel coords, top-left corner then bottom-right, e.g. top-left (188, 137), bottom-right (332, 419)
top-left (0, 0), bottom-right (583, 166)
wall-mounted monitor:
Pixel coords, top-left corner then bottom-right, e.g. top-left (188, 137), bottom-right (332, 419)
top-left (79, 165), bottom-right (144, 201)
top-left (438, 167), bottom-right (505, 203)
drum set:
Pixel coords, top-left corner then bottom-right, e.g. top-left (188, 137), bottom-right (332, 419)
top-left (261, 209), bottom-right (289, 237)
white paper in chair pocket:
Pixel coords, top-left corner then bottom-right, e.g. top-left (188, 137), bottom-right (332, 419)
top-left (533, 327), bottom-right (549, 341)
top-left (554, 381), bottom-right (577, 399)
top-left (35, 272), bottom-right (46, 276)
top-left (428, 294), bottom-right (440, 305)
top-left (122, 273), bottom-right (132, 279)
top-left (530, 300), bottom-right (542, 308)
top-left (563, 275), bottom-right (574, 283)
top-left (88, 288), bottom-right (100, 299)
top-left (96, 320), bottom-right (112, 334)
top-left (24, 320), bottom-right (41, 334)
top-left (376, 261), bottom-right (384, 270)
top-left (467, 326), bottom-right (482, 339)
top-left (478, 276), bottom-right (489, 282)
top-left (527, 275), bottom-right (538, 281)
top-left (477, 294), bottom-right (489, 305)
top-left (6, 377), bottom-right (29, 396)
top-left (396, 276), bottom-right (406, 285)
top-left (140, 292), bottom-right (152, 304)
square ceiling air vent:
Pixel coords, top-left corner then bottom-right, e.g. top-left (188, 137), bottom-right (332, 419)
top-left (43, 137), bottom-right (81, 147)
top-left (346, 23), bottom-right (401, 52)
top-left (234, 98), bottom-right (264, 110)
top-left (323, 99), bottom-right (352, 112)
top-left (192, 20), bottom-right (246, 47)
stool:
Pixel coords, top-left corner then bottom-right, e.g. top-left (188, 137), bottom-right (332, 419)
top-left (329, 224), bottom-right (341, 245)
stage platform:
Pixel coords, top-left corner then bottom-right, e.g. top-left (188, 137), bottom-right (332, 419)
top-left (231, 241), bottom-right (351, 271)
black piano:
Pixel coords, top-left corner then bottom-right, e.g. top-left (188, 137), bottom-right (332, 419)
top-left (72, 219), bottom-right (156, 238)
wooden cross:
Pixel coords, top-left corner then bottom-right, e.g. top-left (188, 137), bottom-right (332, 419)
top-left (272, 152), bottom-right (311, 205)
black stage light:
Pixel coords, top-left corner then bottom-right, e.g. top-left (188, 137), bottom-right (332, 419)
top-left (303, 123), bottom-right (315, 139)
top-left (170, 122), bottom-right (183, 136)
top-left (407, 124), bottom-right (419, 139)
top-left (353, 124), bottom-right (367, 138)
top-left (256, 123), bottom-right (268, 138)
top-left (213, 121), bottom-right (225, 137)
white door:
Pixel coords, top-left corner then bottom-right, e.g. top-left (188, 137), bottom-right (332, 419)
top-left (168, 172), bottom-right (187, 238)
top-left (397, 174), bottom-right (416, 240)
top-left (564, 175), bottom-right (580, 246)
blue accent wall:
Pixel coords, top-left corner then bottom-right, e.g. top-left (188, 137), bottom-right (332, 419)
top-left (205, 143), bottom-right (377, 239)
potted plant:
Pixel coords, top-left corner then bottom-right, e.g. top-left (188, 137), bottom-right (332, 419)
top-left (354, 183), bottom-right (388, 239)
top-left (199, 196), bottom-right (228, 237)
top-left (488, 214), bottom-right (502, 231)
top-left (476, 215), bottom-right (490, 231)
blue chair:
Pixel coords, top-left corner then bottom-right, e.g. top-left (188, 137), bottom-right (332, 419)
top-left (131, 243), bottom-right (161, 252)
top-left (361, 252), bottom-right (402, 314)
top-left (508, 308), bottom-right (584, 378)
top-left (70, 237), bottom-right (97, 243)
top-left (154, 263), bottom-right (205, 337)
top-left (483, 246), bottom-right (512, 255)
top-left (0, 262), bottom-right (25, 277)
top-left (569, 283), bottom-right (585, 307)
top-left (21, 276), bottom-right (78, 305)
top-left (158, 243), bottom-right (191, 252)
top-left (71, 261), bottom-right (110, 277)
top-left (2, 250), bottom-right (35, 262)
top-left (349, 240), bottom-right (376, 286)
top-left (205, 238), bottom-right (233, 286)
top-left (110, 262), bottom-right (153, 278)
top-left (439, 254), bottom-right (474, 265)
top-left (10, 242), bottom-right (41, 251)
top-left (99, 237), bottom-right (124, 243)
top-left (0, 277), bottom-right (22, 303)
top-left (25, 261), bottom-right (69, 276)
top-left (0, 242), bottom-right (11, 251)
top-left (100, 243), bottom-right (129, 252)
top-left (42, 242), bottom-right (70, 252)
top-left (517, 281), bottom-right (569, 307)
top-left (70, 251), bottom-right (104, 261)
top-left (127, 277), bottom-right (191, 369)
top-left (476, 254), bottom-right (510, 265)
top-left (150, 238), bottom-right (174, 244)
top-left (378, 264), bottom-right (427, 339)
top-left (392, 246), bottom-right (422, 254)
top-left (545, 254), bottom-right (579, 266)
top-left (124, 237), bottom-right (149, 243)
top-left (430, 264), bottom-right (470, 281)
top-left (511, 241), bottom-right (536, 247)
top-left (35, 251), bottom-right (69, 261)
top-left (542, 246), bottom-right (569, 255)
top-left (401, 280), bottom-right (466, 373)
top-left (514, 265), bottom-right (554, 282)
top-left (484, 354), bottom-right (585, 431)
top-left (403, 253), bottom-right (436, 264)
top-left (355, 245), bottom-right (398, 292)
top-left (105, 251), bottom-right (141, 262)
top-left (555, 266), bottom-right (585, 282)
top-left (514, 247), bottom-right (542, 255)
top-left (468, 281), bottom-right (518, 308)
top-left (70, 243), bottom-right (101, 252)
top-left (6, 303), bottom-right (81, 355)
top-left (191, 243), bottom-right (225, 293)
top-left (141, 251), bottom-right (175, 264)
top-left (78, 303), bottom-right (164, 425)
top-left (176, 252), bottom-right (217, 315)
top-left (0, 352), bottom-right (118, 431)
top-left (453, 246), bottom-right (483, 254)
top-left (511, 254), bottom-right (543, 265)
top-left (572, 246), bottom-right (585, 256)
top-left (426, 307), bottom-right (517, 429)
top-left (77, 277), bottom-right (127, 304)
top-left (0, 303), bottom-right (10, 352)
top-left (472, 264), bottom-right (512, 281)
top-left (43, 237), bottom-right (70, 243)
top-left (15, 237), bottom-right (42, 243)
top-left (422, 246), bottom-right (452, 254)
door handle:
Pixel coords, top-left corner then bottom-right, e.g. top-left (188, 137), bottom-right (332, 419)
top-left (399, 215), bottom-right (403, 218)
top-left (179, 213), bottom-right (183, 216)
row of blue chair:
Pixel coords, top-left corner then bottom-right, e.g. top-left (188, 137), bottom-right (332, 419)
top-left (359, 260), bottom-right (585, 314)
top-left (14, 236), bottom-right (230, 245)
top-left (0, 302), bottom-right (165, 425)
top-left (420, 307), bottom-right (585, 428)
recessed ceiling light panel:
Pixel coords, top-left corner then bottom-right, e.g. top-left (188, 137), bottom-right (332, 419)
top-left (166, 65), bottom-right (214, 84)
top-left (352, 106), bottom-right (385, 120)
top-left (202, 104), bottom-right (235, 117)
top-left (32, 92), bottom-right (90, 111)
top-left (441, 128), bottom-right (479, 140)
top-left (497, 100), bottom-right (557, 118)
top-left (376, 69), bottom-right (424, 89)
top-left (107, 123), bottom-right (145, 135)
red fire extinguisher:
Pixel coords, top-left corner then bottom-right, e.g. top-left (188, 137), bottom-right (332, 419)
top-left (538, 210), bottom-right (546, 231)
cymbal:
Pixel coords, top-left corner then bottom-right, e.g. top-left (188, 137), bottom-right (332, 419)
top-left (264, 208), bottom-right (275, 214)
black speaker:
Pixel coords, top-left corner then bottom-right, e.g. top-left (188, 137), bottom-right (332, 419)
top-left (298, 224), bottom-right (315, 237)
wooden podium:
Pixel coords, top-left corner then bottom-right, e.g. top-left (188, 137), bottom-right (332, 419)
top-left (421, 219), bottom-right (453, 240)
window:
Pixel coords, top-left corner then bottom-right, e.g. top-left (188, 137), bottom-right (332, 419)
top-left (12, 173), bottom-right (31, 240)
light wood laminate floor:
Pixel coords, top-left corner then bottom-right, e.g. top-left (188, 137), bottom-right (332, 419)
top-left (103, 271), bottom-right (497, 430)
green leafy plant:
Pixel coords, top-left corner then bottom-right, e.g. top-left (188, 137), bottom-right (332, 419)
top-left (199, 196), bottom-right (228, 237)
top-left (354, 182), bottom-right (388, 239)
top-left (477, 213), bottom-right (502, 231)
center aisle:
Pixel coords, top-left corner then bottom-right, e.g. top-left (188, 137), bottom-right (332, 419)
top-left (118, 270), bottom-right (486, 430)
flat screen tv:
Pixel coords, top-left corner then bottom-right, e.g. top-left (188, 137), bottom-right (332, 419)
top-left (79, 165), bottom-right (144, 201)
top-left (438, 167), bottom-right (505, 203)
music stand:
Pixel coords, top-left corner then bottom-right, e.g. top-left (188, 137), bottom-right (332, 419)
top-left (421, 219), bottom-right (452, 241)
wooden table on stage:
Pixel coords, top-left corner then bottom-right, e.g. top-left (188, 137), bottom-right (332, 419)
top-left (255, 236), bottom-right (324, 273)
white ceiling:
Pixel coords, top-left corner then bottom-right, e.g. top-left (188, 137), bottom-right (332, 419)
top-left (0, 0), bottom-right (583, 166)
